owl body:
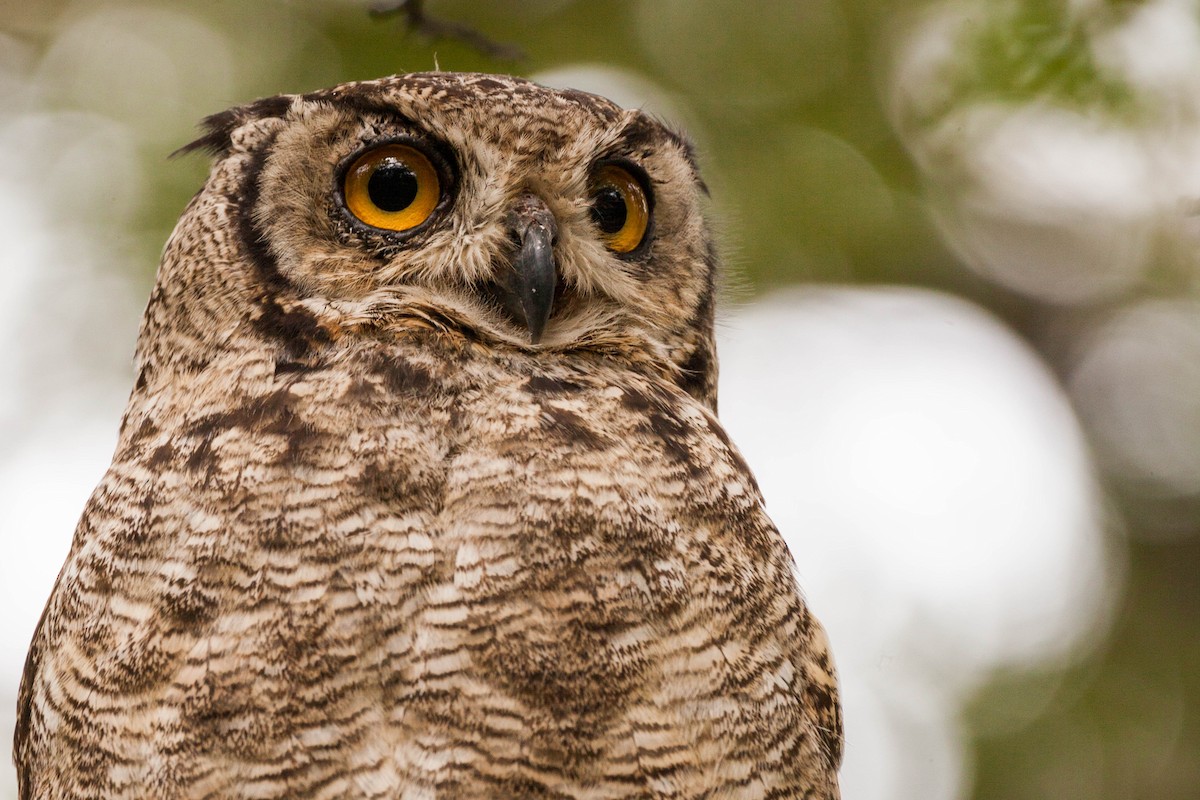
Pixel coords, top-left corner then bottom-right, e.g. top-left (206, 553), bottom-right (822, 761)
top-left (16, 73), bottom-right (841, 799)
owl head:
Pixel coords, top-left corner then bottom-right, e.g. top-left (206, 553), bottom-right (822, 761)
top-left (143, 73), bottom-right (717, 407)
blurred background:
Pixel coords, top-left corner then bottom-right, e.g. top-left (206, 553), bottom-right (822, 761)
top-left (0, 0), bottom-right (1197, 797)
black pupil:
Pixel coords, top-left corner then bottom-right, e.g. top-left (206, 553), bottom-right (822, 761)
top-left (367, 161), bottom-right (419, 212)
top-left (591, 186), bottom-right (627, 234)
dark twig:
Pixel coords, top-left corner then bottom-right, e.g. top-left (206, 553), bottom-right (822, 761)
top-left (369, 0), bottom-right (526, 62)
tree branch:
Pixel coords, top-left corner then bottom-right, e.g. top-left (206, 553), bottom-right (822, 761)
top-left (369, 1), bottom-right (525, 62)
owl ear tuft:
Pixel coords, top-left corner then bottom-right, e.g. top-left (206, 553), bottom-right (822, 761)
top-left (171, 95), bottom-right (295, 159)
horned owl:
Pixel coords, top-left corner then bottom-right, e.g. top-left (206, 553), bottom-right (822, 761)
top-left (15, 73), bottom-right (842, 799)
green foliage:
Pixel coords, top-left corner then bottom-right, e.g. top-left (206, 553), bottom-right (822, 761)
top-left (950, 0), bottom-right (1137, 117)
top-left (970, 536), bottom-right (1200, 799)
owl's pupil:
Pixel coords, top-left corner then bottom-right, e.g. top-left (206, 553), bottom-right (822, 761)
top-left (368, 163), bottom-right (419, 212)
top-left (591, 187), bottom-right (627, 234)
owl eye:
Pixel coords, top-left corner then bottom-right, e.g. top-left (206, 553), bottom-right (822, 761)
top-left (343, 143), bottom-right (441, 233)
top-left (589, 164), bottom-right (650, 254)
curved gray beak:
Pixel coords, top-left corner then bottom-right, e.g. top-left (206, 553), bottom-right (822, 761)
top-left (502, 194), bottom-right (558, 344)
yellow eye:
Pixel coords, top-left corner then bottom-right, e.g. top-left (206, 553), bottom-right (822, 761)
top-left (343, 143), bottom-right (441, 232)
top-left (589, 164), bottom-right (650, 254)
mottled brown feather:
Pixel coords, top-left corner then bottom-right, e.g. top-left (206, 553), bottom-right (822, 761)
top-left (16, 72), bottom-right (841, 799)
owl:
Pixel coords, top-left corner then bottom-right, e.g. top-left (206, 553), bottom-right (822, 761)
top-left (15, 73), bottom-right (842, 799)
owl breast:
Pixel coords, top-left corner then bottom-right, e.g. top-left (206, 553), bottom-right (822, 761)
top-left (21, 331), bottom-right (832, 798)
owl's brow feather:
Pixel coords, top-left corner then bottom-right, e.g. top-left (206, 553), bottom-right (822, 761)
top-left (172, 92), bottom-right (426, 161)
top-left (612, 112), bottom-right (707, 196)
top-left (171, 94), bottom-right (295, 159)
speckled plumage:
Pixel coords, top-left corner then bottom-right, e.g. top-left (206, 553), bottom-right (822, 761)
top-left (16, 73), bottom-right (842, 799)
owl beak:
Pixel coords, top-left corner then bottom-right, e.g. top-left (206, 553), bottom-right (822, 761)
top-left (505, 195), bottom-right (558, 345)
